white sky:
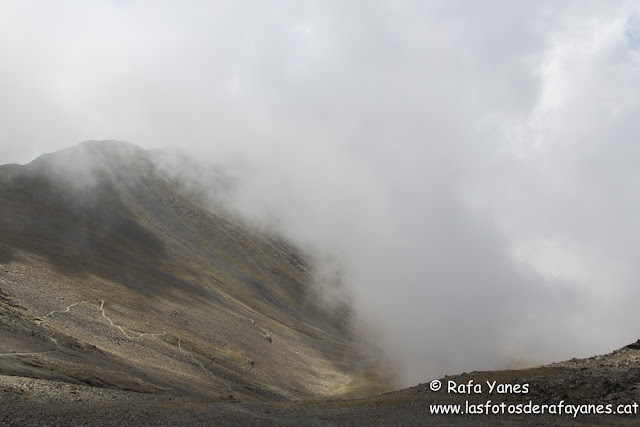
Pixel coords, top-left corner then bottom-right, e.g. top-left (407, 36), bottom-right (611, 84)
top-left (2, 1), bottom-right (640, 385)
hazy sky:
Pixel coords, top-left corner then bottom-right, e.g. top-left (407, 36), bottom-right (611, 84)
top-left (2, 1), bottom-right (640, 385)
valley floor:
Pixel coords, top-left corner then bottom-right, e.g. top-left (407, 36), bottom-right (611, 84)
top-left (2, 340), bottom-right (640, 426)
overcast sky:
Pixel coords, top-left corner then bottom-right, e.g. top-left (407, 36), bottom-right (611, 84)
top-left (2, 1), bottom-right (640, 385)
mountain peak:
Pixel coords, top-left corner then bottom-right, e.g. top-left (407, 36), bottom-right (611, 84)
top-left (22, 140), bottom-right (153, 188)
top-left (30, 139), bottom-right (145, 166)
top-left (0, 141), bottom-right (383, 403)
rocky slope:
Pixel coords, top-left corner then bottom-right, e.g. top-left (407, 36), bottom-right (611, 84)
top-left (1, 141), bottom-right (638, 426)
top-left (0, 140), bottom-right (386, 404)
top-left (1, 340), bottom-right (639, 425)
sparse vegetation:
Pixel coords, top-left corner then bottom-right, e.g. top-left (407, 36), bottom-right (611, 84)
top-left (2, 142), bottom-right (637, 426)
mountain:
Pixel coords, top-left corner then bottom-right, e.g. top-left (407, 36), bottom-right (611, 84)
top-left (2, 141), bottom-right (639, 426)
top-left (0, 140), bottom-right (387, 402)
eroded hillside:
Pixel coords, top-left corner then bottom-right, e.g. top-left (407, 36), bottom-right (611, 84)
top-left (0, 140), bottom-right (388, 401)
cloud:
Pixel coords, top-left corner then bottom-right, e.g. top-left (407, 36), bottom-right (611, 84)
top-left (2, 0), bottom-right (640, 385)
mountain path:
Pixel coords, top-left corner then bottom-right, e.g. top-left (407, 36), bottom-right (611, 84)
top-left (46, 300), bottom-right (165, 340)
top-left (45, 299), bottom-right (231, 392)
top-left (177, 337), bottom-right (233, 393)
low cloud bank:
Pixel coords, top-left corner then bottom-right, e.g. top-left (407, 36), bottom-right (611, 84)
top-left (3, 1), bottom-right (640, 385)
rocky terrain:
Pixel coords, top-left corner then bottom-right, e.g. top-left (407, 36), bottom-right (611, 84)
top-left (1, 141), bottom-right (638, 426)
top-left (0, 141), bottom-right (388, 401)
top-left (1, 339), bottom-right (639, 425)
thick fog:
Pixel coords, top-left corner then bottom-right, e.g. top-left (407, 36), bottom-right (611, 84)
top-left (2, 1), bottom-right (640, 385)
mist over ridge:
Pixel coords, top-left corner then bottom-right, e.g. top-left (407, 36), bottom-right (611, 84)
top-left (2, 1), bottom-right (640, 387)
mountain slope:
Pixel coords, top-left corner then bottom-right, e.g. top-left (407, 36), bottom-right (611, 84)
top-left (0, 140), bottom-right (385, 401)
top-left (2, 142), bottom-right (639, 426)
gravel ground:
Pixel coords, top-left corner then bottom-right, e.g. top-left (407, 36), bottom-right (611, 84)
top-left (2, 340), bottom-right (640, 426)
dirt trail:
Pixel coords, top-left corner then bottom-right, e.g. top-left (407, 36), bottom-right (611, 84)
top-left (47, 300), bottom-right (165, 340)
top-left (177, 338), bottom-right (233, 392)
top-left (45, 298), bottom-right (231, 392)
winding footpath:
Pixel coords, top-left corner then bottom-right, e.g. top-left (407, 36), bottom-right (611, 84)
top-left (46, 300), bottom-right (165, 340)
top-left (45, 299), bottom-right (230, 392)
top-left (177, 337), bottom-right (233, 392)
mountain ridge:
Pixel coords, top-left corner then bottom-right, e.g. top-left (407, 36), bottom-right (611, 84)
top-left (0, 140), bottom-right (388, 402)
top-left (3, 141), bottom-right (638, 426)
